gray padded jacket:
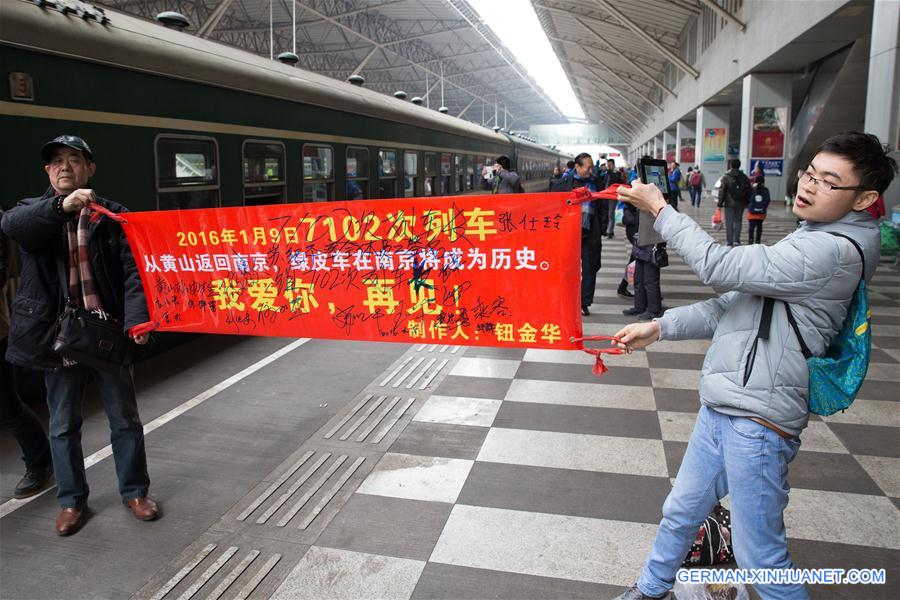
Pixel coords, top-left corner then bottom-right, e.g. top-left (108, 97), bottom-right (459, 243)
top-left (653, 206), bottom-right (880, 433)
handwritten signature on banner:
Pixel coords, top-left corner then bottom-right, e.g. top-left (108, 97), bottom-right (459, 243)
top-left (121, 193), bottom-right (584, 350)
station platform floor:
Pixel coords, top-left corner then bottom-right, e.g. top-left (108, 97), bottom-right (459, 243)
top-left (1, 200), bottom-right (898, 599)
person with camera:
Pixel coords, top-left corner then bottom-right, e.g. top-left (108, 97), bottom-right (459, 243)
top-left (491, 155), bottom-right (523, 194)
top-left (1, 135), bottom-right (157, 536)
top-left (612, 132), bottom-right (894, 600)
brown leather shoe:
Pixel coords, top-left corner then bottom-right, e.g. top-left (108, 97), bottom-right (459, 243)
top-left (55, 507), bottom-right (85, 536)
top-left (126, 497), bottom-right (159, 521)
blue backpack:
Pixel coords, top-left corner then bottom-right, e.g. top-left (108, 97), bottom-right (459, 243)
top-left (784, 233), bottom-right (871, 416)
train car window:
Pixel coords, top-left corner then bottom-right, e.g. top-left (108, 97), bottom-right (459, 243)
top-left (303, 144), bottom-right (334, 202)
top-left (242, 140), bottom-right (286, 206)
top-left (440, 153), bottom-right (451, 195)
top-left (155, 135), bottom-right (219, 210)
top-left (346, 146), bottom-right (369, 200)
top-left (454, 155), bottom-right (463, 193)
top-left (403, 152), bottom-right (418, 198)
top-left (466, 156), bottom-right (474, 191)
top-left (424, 152), bottom-right (437, 196)
top-left (378, 149), bottom-right (398, 199)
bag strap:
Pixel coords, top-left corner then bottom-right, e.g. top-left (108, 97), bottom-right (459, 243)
top-left (757, 297), bottom-right (775, 341)
top-left (781, 232), bottom-right (866, 360)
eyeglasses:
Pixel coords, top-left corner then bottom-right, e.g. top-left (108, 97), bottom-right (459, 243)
top-left (797, 170), bottom-right (868, 193)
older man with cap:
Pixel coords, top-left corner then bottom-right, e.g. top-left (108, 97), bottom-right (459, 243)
top-left (1, 135), bottom-right (157, 536)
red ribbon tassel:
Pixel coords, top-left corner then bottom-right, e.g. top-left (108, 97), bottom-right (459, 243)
top-left (87, 201), bottom-right (128, 223)
top-left (128, 321), bottom-right (160, 339)
top-left (569, 183), bottom-right (631, 204)
top-left (572, 335), bottom-right (626, 377)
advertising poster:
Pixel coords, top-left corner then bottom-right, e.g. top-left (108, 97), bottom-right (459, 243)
top-left (751, 107), bottom-right (787, 158)
top-left (750, 159), bottom-right (784, 176)
top-left (680, 137), bottom-right (695, 164)
top-left (703, 128), bottom-right (726, 162)
top-left (665, 143), bottom-right (676, 164)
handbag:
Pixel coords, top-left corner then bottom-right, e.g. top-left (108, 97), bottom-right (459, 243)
top-left (652, 244), bottom-right (669, 268)
top-left (53, 303), bottom-right (134, 372)
top-left (53, 258), bottom-right (134, 372)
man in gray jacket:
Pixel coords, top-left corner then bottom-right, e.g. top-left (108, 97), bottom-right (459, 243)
top-left (612, 132), bottom-right (896, 600)
top-left (491, 155), bottom-right (523, 194)
top-left (717, 158), bottom-right (753, 247)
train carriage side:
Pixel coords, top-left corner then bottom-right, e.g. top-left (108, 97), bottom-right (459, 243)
top-left (0, 0), bottom-right (516, 211)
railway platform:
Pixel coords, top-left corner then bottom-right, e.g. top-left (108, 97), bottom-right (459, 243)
top-left (1, 202), bottom-right (898, 599)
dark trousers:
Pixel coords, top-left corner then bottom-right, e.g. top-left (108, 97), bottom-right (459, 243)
top-left (44, 364), bottom-right (150, 508)
top-left (669, 190), bottom-right (680, 212)
top-left (581, 229), bottom-right (602, 307)
top-left (689, 186), bottom-right (702, 206)
top-left (724, 206), bottom-right (744, 246)
top-left (634, 259), bottom-right (662, 314)
top-left (0, 338), bottom-right (51, 470)
top-left (748, 219), bottom-right (764, 244)
top-left (606, 200), bottom-right (617, 236)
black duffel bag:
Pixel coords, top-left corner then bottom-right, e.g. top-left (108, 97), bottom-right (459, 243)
top-left (53, 303), bottom-right (134, 372)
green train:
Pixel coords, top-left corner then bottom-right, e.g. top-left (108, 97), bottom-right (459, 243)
top-left (1, 0), bottom-right (569, 212)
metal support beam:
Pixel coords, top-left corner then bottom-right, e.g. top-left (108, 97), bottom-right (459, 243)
top-left (196, 0), bottom-right (234, 38)
top-left (697, 0), bottom-right (747, 32)
top-left (538, 6), bottom-right (676, 98)
top-left (293, 2), bottom-right (524, 122)
top-left (350, 46), bottom-right (379, 77)
top-left (457, 96), bottom-right (478, 119)
top-left (592, 0), bottom-right (700, 79)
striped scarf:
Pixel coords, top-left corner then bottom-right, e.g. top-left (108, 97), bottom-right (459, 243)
top-left (66, 207), bottom-right (103, 311)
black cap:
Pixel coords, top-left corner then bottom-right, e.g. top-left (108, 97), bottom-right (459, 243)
top-left (40, 135), bottom-right (93, 163)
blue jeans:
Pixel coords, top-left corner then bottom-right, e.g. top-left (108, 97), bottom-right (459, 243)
top-left (638, 406), bottom-right (807, 600)
top-left (44, 364), bottom-right (150, 508)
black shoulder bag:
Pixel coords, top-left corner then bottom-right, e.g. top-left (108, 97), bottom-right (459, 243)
top-left (52, 258), bottom-right (134, 372)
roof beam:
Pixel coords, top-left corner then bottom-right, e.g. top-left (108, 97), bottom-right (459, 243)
top-left (350, 46), bottom-right (378, 77)
top-left (592, 0), bottom-right (700, 79)
top-left (196, 0), bottom-right (234, 38)
top-left (293, 2), bottom-right (525, 122)
top-left (697, 0), bottom-right (747, 32)
top-left (457, 96), bottom-right (478, 119)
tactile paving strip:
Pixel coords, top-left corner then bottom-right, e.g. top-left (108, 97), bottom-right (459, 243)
top-left (140, 541), bottom-right (285, 600)
top-left (236, 450), bottom-right (365, 530)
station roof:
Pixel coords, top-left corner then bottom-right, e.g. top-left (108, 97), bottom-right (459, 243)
top-left (96, 0), bottom-right (570, 130)
top-left (535, 0), bottom-right (705, 140)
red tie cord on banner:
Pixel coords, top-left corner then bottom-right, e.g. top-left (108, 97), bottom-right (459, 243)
top-left (571, 336), bottom-right (626, 376)
top-left (567, 183), bottom-right (631, 204)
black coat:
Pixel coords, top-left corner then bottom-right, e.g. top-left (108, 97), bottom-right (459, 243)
top-left (1, 189), bottom-right (148, 369)
top-left (549, 173), bottom-right (608, 234)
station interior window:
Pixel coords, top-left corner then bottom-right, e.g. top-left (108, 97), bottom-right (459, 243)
top-left (403, 151), bottom-right (418, 198)
top-left (346, 146), bottom-right (369, 200)
top-left (424, 152), bottom-right (437, 196)
top-left (303, 144), bottom-right (334, 202)
top-left (242, 140), bottom-right (286, 205)
top-left (378, 149), bottom-right (398, 198)
top-left (155, 136), bottom-right (219, 210)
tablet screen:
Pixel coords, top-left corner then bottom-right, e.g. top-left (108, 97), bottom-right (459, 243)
top-left (641, 160), bottom-right (671, 195)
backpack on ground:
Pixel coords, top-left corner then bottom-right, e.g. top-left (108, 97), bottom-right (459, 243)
top-left (689, 171), bottom-right (702, 187)
top-left (779, 233), bottom-right (871, 416)
top-left (682, 504), bottom-right (733, 567)
top-left (726, 173), bottom-right (752, 205)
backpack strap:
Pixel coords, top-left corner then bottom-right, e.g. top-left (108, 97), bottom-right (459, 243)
top-left (783, 232), bottom-right (866, 361)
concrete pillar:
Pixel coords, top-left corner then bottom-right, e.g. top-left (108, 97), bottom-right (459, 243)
top-left (696, 105), bottom-right (730, 186)
top-left (865, 0), bottom-right (900, 211)
top-left (676, 122), bottom-right (696, 166)
top-left (654, 136), bottom-right (664, 159)
top-left (740, 73), bottom-right (792, 201)
top-left (663, 130), bottom-right (677, 163)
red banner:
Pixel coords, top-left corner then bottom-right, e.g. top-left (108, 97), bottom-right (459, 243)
top-left (121, 194), bottom-right (583, 350)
